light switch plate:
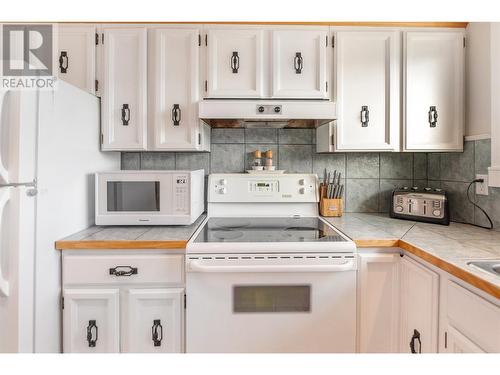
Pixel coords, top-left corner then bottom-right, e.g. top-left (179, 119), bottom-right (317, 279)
top-left (476, 174), bottom-right (489, 196)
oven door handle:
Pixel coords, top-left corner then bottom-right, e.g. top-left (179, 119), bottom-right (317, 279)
top-left (187, 260), bottom-right (356, 273)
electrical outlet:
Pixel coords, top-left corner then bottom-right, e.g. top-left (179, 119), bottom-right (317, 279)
top-left (476, 174), bottom-right (489, 196)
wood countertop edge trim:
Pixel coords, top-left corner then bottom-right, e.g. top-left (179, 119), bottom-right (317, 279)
top-left (54, 236), bottom-right (499, 299)
top-left (55, 240), bottom-right (188, 250)
top-left (398, 240), bottom-right (500, 300)
top-left (354, 239), bottom-right (400, 247)
top-left (354, 238), bottom-right (499, 299)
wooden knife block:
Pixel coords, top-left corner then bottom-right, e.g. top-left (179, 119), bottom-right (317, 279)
top-left (319, 185), bottom-right (343, 217)
top-left (320, 198), bottom-right (344, 217)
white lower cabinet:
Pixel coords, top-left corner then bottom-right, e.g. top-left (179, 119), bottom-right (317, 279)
top-left (358, 252), bottom-right (400, 353)
top-left (62, 251), bottom-right (185, 353)
top-left (399, 256), bottom-right (439, 353)
top-left (122, 288), bottom-right (184, 353)
top-left (440, 279), bottom-right (500, 353)
top-left (359, 250), bottom-right (500, 354)
top-left (443, 326), bottom-right (486, 353)
top-left (63, 288), bottom-right (120, 353)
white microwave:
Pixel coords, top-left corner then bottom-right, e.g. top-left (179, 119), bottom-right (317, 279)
top-left (95, 170), bottom-right (205, 226)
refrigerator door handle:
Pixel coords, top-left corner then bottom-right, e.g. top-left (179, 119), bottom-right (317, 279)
top-left (0, 179), bottom-right (36, 188)
top-left (0, 189), bottom-right (10, 297)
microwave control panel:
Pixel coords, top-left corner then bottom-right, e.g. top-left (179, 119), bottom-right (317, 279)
top-left (174, 174), bottom-right (189, 213)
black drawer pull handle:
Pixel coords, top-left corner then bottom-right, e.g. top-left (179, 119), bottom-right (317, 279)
top-left (294, 52), bottom-right (303, 74)
top-left (109, 266), bottom-right (138, 277)
top-left (231, 51), bottom-right (239, 73)
top-left (59, 51), bottom-right (68, 73)
top-left (171, 104), bottom-right (181, 126)
top-left (410, 329), bottom-right (422, 354)
top-left (121, 104), bottom-right (130, 126)
top-left (361, 105), bottom-right (369, 127)
top-left (428, 106), bottom-right (438, 128)
top-left (152, 319), bottom-right (163, 347)
top-left (86, 320), bottom-right (98, 347)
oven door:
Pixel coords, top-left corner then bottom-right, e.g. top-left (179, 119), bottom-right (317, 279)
top-left (186, 254), bottom-right (357, 353)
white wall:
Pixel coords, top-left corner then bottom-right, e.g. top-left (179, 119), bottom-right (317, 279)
top-left (465, 22), bottom-right (491, 137)
top-left (490, 23), bottom-right (500, 186)
top-left (34, 81), bottom-right (119, 352)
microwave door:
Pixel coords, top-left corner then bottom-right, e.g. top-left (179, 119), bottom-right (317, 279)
top-left (106, 181), bottom-right (161, 212)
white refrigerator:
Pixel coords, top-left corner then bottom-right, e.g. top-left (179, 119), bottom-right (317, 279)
top-left (0, 81), bottom-right (120, 352)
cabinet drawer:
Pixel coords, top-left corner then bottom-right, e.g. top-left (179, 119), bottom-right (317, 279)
top-left (446, 281), bottom-right (500, 352)
top-left (63, 254), bottom-right (184, 286)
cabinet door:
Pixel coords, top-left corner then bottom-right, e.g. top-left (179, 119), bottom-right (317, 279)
top-left (335, 31), bottom-right (400, 151)
top-left (101, 27), bottom-right (147, 151)
top-left (207, 29), bottom-right (264, 98)
top-left (63, 288), bottom-right (120, 353)
top-left (442, 279), bottom-right (500, 352)
top-left (272, 29), bottom-right (328, 98)
top-left (358, 252), bottom-right (400, 353)
top-left (316, 121), bottom-right (335, 153)
top-left (399, 256), bottom-right (439, 353)
top-left (404, 31), bottom-right (464, 151)
top-left (57, 25), bottom-right (96, 94)
top-left (122, 288), bottom-right (184, 353)
top-left (150, 28), bottom-right (201, 151)
top-left (443, 326), bottom-right (486, 353)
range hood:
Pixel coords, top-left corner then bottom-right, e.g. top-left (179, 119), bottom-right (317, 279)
top-left (199, 100), bottom-right (336, 128)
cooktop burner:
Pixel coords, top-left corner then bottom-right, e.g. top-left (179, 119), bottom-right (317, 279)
top-left (194, 217), bottom-right (348, 243)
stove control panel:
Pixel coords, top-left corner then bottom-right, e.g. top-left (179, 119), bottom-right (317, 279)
top-left (248, 180), bottom-right (279, 193)
top-left (208, 173), bottom-right (318, 203)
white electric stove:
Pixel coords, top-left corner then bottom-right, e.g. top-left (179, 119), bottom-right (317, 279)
top-left (185, 173), bottom-right (357, 353)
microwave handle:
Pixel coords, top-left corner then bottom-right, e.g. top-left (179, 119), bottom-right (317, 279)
top-left (187, 260), bottom-right (355, 273)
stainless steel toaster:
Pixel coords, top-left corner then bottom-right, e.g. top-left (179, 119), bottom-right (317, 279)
top-left (390, 186), bottom-right (450, 225)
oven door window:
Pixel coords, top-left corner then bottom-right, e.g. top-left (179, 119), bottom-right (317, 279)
top-left (107, 181), bottom-right (160, 212)
top-left (233, 285), bottom-right (310, 313)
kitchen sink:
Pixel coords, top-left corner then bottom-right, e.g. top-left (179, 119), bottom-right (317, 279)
top-left (467, 260), bottom-right (500, 277)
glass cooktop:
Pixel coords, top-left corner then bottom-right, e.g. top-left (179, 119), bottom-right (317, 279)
top-left (193, 217), bottom-right (348, 243)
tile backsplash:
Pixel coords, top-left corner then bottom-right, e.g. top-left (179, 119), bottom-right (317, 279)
top-left (122, 129), bottom-right (499, 230)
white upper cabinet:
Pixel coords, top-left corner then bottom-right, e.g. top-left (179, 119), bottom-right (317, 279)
top-left (206, 28), bottom-right (264, 98)
top-left (333, 30), bottom-right (400, 151)
top-left (271, 29), bottom-right (329, 98)
top-left (150, 28), bottom-right (203, 150)
top-left (101, 27), bottom-right (147, 151)
top-left (404, 31), bottom-right (464, 151)
top-left (57, 25), bottom-right (96, 94)
top-left (399, 256), bottom-right (439, 353)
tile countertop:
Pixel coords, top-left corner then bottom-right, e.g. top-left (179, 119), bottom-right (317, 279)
top-left (324, 213), bottom-right (500, 298)
top-left (55, 215), bottom-right (206, 250)
top-left (55, 212), bottom-right (500, 299)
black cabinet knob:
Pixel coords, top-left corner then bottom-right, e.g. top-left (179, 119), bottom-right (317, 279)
top-left (274, 106), bottom-right (281, 113)
top-left (258, 106), bottom-right (265, 113)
